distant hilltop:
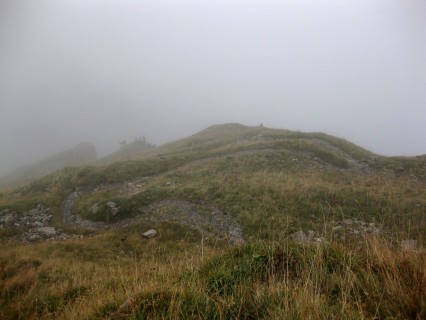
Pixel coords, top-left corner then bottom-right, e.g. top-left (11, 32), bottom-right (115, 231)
top-left (0, 142), bottom-right (97, 189)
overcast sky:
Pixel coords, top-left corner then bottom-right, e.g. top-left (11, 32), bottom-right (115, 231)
top-left (1, 0), bottom-right (425, 176)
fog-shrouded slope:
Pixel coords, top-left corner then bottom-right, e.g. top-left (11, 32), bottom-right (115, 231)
top-left (97, 123), bottom-right (375, 164)
top-left (0, 123), bottom-right (425, 320)
top-left (0, 142), bottom-right (97, 189)
top-left (96, 137), bottom-right (155, 165)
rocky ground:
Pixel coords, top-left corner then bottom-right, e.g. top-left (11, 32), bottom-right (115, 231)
top-left (0, 204), bottom-right (81, 243)
top-left (288, 218), bottom-right (381, 245)
top-left (0, 201), bottom-right (418, 250)
top-left (62, 187), bottom-right (245, 244)
top-left (139, 199), bottom-right (244, 244)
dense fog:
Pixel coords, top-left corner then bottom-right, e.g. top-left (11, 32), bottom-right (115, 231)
top-left (1, 0), bottom-right (425, 176)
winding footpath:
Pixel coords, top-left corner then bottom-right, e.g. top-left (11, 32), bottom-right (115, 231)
top-left (60, 145), bottom-right (370, 244)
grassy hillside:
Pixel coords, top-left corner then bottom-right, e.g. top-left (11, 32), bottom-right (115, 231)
top-left (0, 142), bottom-right (97, 190)
top-left (96, 138), bottom-right (155, 165)
top-left (0, 124), bottom-right (425, 319)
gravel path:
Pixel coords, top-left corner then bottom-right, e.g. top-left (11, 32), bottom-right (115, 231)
top-left (62, 190), bottom-right (244, 243)
top-left (139, 199), bottom-right (244, 244)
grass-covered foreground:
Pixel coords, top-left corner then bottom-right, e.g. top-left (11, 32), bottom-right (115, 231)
top-left (0, 124), bottom-right (425, 319)
top-left (0, 233), bottom-right (424, 319)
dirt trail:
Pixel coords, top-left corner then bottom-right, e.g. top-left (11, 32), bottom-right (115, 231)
top-left (62, 190), bottom-right (244, 243)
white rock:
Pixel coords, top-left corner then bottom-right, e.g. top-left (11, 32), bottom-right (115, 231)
top-left (143, 229), bottom-right (158, 239)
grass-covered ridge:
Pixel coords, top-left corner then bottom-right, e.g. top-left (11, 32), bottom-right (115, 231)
top-left (0, 123), bottom-right (425, 319)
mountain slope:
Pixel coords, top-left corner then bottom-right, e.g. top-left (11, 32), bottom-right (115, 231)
top-left (96, 138), bottom-right (155, 165)
top-left (0, 123), bottom-right (425, 319)
top-left (0, 142), bottom-right (97, 189)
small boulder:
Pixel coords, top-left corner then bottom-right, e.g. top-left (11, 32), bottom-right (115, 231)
top-left (90, 203), bottom-right (100, 214)
top-left (343, 219), bottom-right (353, 225)
top-left (35, 227), bottom-right (57, 237)
top-left (28, 234), bottom-right (42, 242)
top-left (110, 208), bottom-right (120, 216)
top-left (143, 229), bottom-right (158, 239)
top-left (107, 201), bottom-right (118, 209)
top-left (289, 230), bottom-right (308, 244)
top-left (4, 214), bottom-right (16, 226)
top-left (306, 230), bottom-right (316, 240)
top-left (332, 226), bottom-right (344, 232)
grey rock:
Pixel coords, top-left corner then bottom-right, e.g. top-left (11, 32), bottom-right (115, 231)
top-left (314, 237), bottom-right (325, 243)
top-left (25, 209), bottom-right (39, 216)
top-left (289, 230), bottom-right (319, 244)
top-left (343, 219), bottom-right (353, 225)
top-left (332, 226), bottom-right (344, 232)
top-left (289, 230), bottom-right (308, 244)
top-left (28, 234), bottom-right (42, 242)
top-left (143, 229), bottom-right (158, 239)
top-left (35, 227), bottom-right (57, 237)
top-left (110, 208), bottom-right (120, 216)
top-left (107, 201), bottom-right (118, 208)
top-left (306, 230), bottom-right (316, 240)
top-left (4, 214), bottom-right (16, 226)
top-left (229, 228), bottom-right (244, 244)
top-left (90, 203), bottom-right (100, 214)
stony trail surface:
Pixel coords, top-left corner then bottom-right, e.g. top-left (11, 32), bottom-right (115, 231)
top-left (139, 199), bottom-right (244, 244)
top-left (62, 190), bottom-right (244, 243)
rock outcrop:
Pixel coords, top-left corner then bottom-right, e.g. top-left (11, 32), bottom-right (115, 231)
top-left (331, 219), bottom-right (381, 236)
top-left (0, 204), bottom-right (79, 243)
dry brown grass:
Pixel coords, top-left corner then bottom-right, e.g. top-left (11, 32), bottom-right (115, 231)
top-left (1, 234), bottom-right (424, 319)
